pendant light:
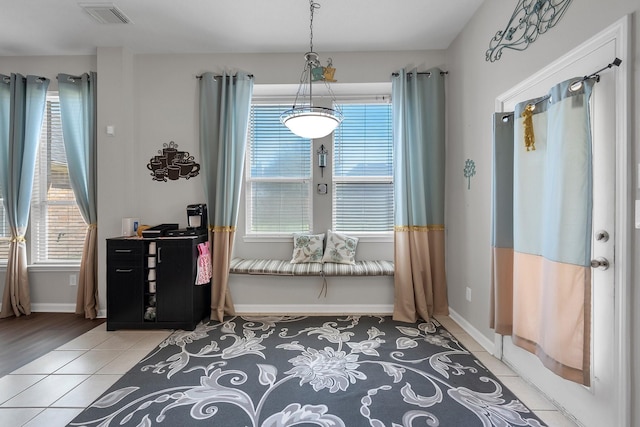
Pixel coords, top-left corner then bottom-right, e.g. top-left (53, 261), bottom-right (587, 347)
top-left (280, 0), bottom-right (342, 139)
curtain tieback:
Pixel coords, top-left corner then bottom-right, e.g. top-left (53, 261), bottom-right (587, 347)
top-left (522, 104), bottom-right (536, 151)
top-left (87, 223), bottom-right (97, 230)
top-left (394, 225), bottom-right (445, 232)
top-left (11, 235), bottom-right (26, 243)
top-left (209, 225), bottom-right (236, 233)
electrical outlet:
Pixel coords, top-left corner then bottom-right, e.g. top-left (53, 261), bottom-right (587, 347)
top-left (465, 286), bottom-right (472, 302)
top-left (69, 274), bottom-right (77, 286)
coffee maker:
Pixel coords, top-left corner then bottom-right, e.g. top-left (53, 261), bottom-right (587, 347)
top-left (187, 203), bottom-right (207, 231)
top-left (165, 203), bottom-right (208, 237)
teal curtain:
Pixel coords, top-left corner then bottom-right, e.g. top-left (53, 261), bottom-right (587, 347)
top-left (199, 71), bottom-right (253, 321)
top-left (0, 74), bottom-right (49, 318)
top-left (490, 112), bottom-right (515, 335)
top-left (491, 77), bottom-right (595, 385)
top-left (391, 68), bottom-right (448, 322)
top-left (58, 72), bottom-right (99, 319)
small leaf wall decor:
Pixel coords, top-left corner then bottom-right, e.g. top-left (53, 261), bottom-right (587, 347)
top-left (464, 159), bottom-right (476, 190)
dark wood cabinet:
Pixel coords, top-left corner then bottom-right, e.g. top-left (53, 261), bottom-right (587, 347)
top-left (106, 235), bottom-right (211, 331)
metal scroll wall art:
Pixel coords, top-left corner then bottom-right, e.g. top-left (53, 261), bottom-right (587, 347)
top-left (146, 140), bottom-right (201, 182)
top-left (486, 0), bottom-right (572, 62)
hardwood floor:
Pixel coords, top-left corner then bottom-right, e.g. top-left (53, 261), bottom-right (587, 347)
top-left (0, 312), bottom-right (105, 378)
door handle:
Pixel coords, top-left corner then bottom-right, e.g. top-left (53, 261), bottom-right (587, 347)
top-left (590, 257), bottom-right (610, 271)
top-left (157, 247), bottom-right (162, 264)
top-left (115, 268), bottom-right (133, 273)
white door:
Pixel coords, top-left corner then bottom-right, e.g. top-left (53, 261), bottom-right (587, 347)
top-left (496, 18), bottom-right (629, 427)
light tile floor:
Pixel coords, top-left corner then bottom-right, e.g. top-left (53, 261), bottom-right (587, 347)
top-left (0, 317), bottom-right (579, 427)
top-left (435, 316), bottom-right (579, 427)
top-left (0, 325), bottom-right (172, 427)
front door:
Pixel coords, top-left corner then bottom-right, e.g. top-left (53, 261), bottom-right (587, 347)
top-left (496, 18), bottom-right (628, 427)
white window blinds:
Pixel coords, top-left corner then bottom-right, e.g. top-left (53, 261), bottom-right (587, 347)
top-left (31, 93), bottom-right (85, 263)
top-left (333, 103), bottom-right (393, 233)
top-left (246, 104), bottom-right (312, 234)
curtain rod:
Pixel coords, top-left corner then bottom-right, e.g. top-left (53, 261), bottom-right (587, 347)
top-left (196, 74), bottom-right (254, 80)
top-left (582, 57), bottom-right (622, 82)
top-left (502, 57), bottom-right (624, 115)
top-left (391, 71), bottom-right (449, 77)
top-left (529, 57), bottom-right (623, 106)
top-left (2, 75), bottom-right (47, 83)
top-left (56, 74), bottom-right (92, 82)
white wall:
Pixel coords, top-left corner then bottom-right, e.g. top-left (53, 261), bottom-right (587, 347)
top-left (96, 49), bottom-right (446, 315)
top-left (1, 50), bottom-right (444, 313)
top-left (444, 0), bottom-right (639, 424)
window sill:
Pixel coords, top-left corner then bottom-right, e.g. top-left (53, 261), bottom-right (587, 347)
top-left (27, 263), bottom-right (81, 273)
top-left (243, 235), bottom-right (295, 243)
top-left (243, 233), bottom-right (393, 244)
top-left (0, 264), bottom-right (80, 274)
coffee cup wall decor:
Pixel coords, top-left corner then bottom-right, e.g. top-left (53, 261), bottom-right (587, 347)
top-left (145, 140), bottom-right (201, 182)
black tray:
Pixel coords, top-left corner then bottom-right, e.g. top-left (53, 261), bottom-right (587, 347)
top-left (141, 223), bottom-right (179, 238)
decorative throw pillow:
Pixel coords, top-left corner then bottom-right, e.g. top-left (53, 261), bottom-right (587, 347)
top-left (291, 233), bottom-right (325, 263)
top-left (322, 230), bottom-right (358, 265)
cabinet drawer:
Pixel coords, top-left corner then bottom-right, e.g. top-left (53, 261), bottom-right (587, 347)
top-left (107, 239), bottom-right (144, 263)
top-left (108, 265), bottom-right (143, 276)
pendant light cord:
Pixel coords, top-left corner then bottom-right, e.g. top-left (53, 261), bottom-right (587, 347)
top-left (309, 0), bottom-right (320, 53)
top-left (292, 0), bottom-right (321, 109)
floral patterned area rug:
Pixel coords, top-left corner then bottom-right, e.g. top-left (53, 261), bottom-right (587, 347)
top-left (68, 316), bottom-right (546, 426)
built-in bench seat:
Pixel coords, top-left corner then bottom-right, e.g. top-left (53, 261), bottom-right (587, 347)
top-left (229, 258), bottom-right (394, 277)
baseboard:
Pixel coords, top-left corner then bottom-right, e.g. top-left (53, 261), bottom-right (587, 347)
top-left (30, 303), bottom-right (76, 313)
top-left (0, 301), bottom-right (108, 318)
top-left (235, 303), bottom-right (394, 316)
top-left (448, 307), bottom-right (495, 354)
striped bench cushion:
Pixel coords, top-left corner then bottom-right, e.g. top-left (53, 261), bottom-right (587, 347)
top-left (229, 258), bottom-right (323, 276)
top-left (322, 260), bottom-right (395, 276)
top-left (229, 258), bottom-right (394, 277)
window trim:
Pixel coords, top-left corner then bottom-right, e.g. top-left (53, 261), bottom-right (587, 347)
top-left (242, 234), bottom-right (393, 244)
top-left (245, 85), bottom-right (394, 242)
top-left (29, 92), bottom-right (83, 266)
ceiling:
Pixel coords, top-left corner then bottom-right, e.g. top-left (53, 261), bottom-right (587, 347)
top-left (1, 0), bottom-right (485, 56)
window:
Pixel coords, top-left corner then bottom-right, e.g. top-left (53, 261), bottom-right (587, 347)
top-left (245, 99), bottom-right (393, 238)
top-left (333, 103), bottom-right (393, 233)
top-left (245, 104), bottom-right (312, 235)
top-left (30, 93), bottom-right (85, 263)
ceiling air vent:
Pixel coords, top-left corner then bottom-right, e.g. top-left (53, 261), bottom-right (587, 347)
top-left (79, 3), bottom-right (132, 24)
